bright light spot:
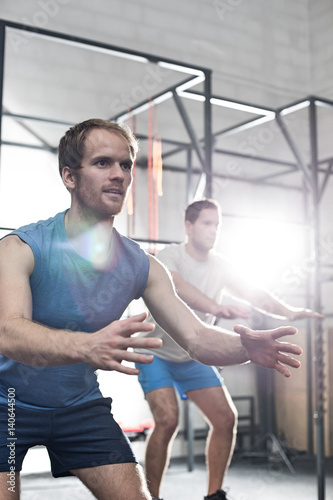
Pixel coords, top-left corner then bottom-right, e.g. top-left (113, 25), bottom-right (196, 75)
top-left (217, 217), bottom-right (309, 290)
top-left (0, 146), bottom-right (70, 230)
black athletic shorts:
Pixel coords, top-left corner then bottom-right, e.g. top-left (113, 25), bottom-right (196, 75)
top-left (0, 397), bottom-right (136, 477)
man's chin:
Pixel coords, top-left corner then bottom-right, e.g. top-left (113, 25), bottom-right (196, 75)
top-left (105, 201), bottom-right (126, 219)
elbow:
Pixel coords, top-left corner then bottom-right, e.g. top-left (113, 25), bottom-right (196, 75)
top-left (185, 337), bottom-right (219, 366)
top-left (186, 345), bottom-right (200, 363)
top-left (0, 320), bottom-right (9, 356)
top-left (0, 319), bottom-right (24, 363)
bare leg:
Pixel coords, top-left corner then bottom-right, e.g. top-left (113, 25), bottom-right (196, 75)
top-left (187, 385), bottom-right (237, 496)
top-left (0, 471), bottom-right (20, 500)
top-left (144, 387), bottom-right (179, 498)
top-left (71, 462), bottom-right (151, 500)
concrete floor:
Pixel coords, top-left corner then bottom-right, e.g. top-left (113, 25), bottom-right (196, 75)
top-left (19, 454), bottom-right (333, 500)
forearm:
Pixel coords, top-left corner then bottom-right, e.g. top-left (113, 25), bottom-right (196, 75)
top-left (0, 317), bottom-right (88, 367)
top-left (228, 279), bottom-right (323, 321)
top-left (0, 314), bottom-right (162, 374)
top-left (184, 323), bottom-right (250, 366)
top-left (248, 291), bottom-right (300, 319)
top-left (172, 273), bottom-right (218, 316)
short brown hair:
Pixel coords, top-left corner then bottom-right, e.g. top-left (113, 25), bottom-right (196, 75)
top-left (185, 199), bottom-right (221, 224)
top-left (58, 118), bottom-right (139, 177)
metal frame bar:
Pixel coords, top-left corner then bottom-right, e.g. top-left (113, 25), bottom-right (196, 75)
top-left (0, 22), bottom-right (5, 170)
top-left (1, 20), bottom-right (208, 72)
top-left (172, 90), bottom-right (206, 169)
top-left (275, 112), bottom-right (313, 191)
top-left (186, 148), bottom-right (193, 204)
top-left (309, 98), bottom-right (326, 500)
top-left (203, 71), bottom-right (212, 197)
top-left (319, 160), bottom-right (333, 202)
top-left (109, 75), bottom-right (197, 123)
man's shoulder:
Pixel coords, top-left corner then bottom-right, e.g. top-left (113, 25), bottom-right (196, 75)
top-left (11, 211), bottom-right (65, 237)
top-left (156, 242), bottom-right (184, 265)
top-left (113, 229), bottom-right (148, 258)
top-left (209, 251), bottom-right (230, 265)
top-left (158, 242), bottom-right (184, 257)
top-left (209, 251), bottom-right (240, 281)
top-left (7, 212), bottom-right (65, 252)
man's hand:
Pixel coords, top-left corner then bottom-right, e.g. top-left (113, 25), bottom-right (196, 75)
top-left (214, 304), bottom-right (251, 319)
top-left (287, 307), bottom-right (325, 321)
top-left (84, 312), bottom-right (162, 374)
top-left (233, 324), bottom-right (302, 378)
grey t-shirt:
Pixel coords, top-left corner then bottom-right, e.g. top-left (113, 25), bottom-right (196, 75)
top-left (138, 243), bottom-right (236, 362)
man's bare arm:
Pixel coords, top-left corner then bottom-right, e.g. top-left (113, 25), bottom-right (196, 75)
top-left (226, 278), bottom-right (324, 321)
top-left (0, 236), bottom-right (162, 375)
top-left (171, 271), bottom-right (250, 319)
top-left (143, 255), bottom-right (302, 377)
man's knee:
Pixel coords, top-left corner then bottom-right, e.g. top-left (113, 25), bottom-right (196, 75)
top-left (224, 404), bottom-right (238, 431)
top-left (210, 404), bottom-right (238, 434)
top-left (153, 411), bottom-right (179, 437)
top-left (229, 406), bottom-right (238, 432)
top-left (147, 392), bottom-right (179, 435)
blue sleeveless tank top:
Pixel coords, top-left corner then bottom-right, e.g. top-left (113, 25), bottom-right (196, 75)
top-left (0, 211), bottom-right (150, 409)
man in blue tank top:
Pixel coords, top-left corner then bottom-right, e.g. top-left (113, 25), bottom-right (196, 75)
top-left (0, 119), bottom-right (303, 500)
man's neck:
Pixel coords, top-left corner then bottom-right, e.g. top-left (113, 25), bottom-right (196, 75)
top-left (185, 242), bottom-right (210, 262)
top-left (64, 209), bottom-right (114, 267)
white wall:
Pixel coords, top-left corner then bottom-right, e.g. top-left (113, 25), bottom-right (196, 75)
top-left (309, 0), bottom-right (333, 96)
top-left (0, 0), bottom-right (329, 105)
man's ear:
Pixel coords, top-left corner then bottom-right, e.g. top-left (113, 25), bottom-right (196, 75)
top-left (185, 220), bottom-right (192, 236)
top-left (62, 166), bottom-right (76, 191)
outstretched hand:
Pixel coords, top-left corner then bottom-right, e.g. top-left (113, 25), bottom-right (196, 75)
top-left (85, 312), bottom-right (162, 375)
top-left (287, 307), bottom-right (324, 321)
top-left (233, 324), bottom-right (302, 378)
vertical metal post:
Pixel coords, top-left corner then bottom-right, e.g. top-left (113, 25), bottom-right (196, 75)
top-left (186, 148), bottom-right (192, 204)
top-left (303, 186), bottom-right (314, 457)
top-left (185, 399), bottom-right (194, 472)
top-left (0, 21), bottom-right (6, 170)
top-left (203, 70), bottom-right (212, 198)
top-left (309, 98), bottom-right (325, 500)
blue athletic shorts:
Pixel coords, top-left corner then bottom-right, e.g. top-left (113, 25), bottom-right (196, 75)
top-left (136, 356), bottom-right (223, 399)
top-left (0, 397), bottom-right (136, 477)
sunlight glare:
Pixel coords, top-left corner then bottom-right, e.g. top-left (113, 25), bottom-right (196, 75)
top-left (217, 217), bottom-right (308, 290)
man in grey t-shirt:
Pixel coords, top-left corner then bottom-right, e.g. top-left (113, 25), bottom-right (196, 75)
top-left (136, 198), bottom-right (322, 500)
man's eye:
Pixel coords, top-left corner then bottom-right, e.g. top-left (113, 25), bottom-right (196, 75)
top-left (97, 160), bottom-right (107, 167)
top-left (121, 163), bottom-right (132, 171)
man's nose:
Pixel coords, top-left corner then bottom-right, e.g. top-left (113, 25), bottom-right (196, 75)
top-left (109, 162), bottom-right (125, 180)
